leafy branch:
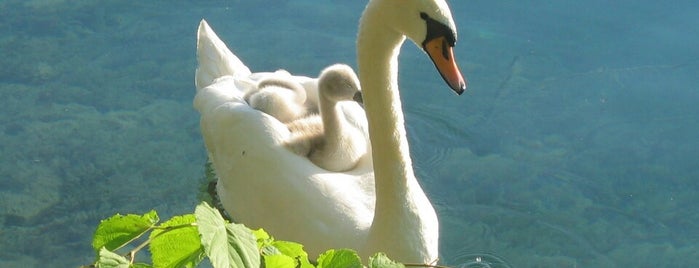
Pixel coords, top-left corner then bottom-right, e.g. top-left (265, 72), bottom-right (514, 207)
top-left (84, 201), bottom-right (441, 268)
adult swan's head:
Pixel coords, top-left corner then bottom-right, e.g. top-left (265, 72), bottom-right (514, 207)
top-left (356, 0), bottom-right (466, 264)
top-left (359, 0), bottom-right (467, 95)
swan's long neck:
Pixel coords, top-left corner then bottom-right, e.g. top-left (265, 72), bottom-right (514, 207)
top-left (358, 13), bottom-right (414, 207)
top-left (358, 5), bottom-right (436, 262)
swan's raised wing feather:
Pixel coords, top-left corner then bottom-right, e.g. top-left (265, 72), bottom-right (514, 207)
top-left (196, 20), bottom-right (252, 91)
top-left (196, 20), bottom-right (318, 94)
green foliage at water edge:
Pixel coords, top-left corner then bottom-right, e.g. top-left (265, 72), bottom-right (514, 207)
top-left (85, 201), bottom-right (443, 268)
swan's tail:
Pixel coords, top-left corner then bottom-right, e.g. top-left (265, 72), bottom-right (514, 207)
top-left (195, 19), bottom-right (252, 91)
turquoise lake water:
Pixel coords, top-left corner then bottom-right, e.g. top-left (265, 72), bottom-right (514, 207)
top-left (1, 1), bottom-right (698, 267)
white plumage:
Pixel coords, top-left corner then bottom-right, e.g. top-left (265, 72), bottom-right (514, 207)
top-left (194, 0), bottom-right (466, 263)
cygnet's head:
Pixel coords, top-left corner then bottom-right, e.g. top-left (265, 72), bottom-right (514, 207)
top-left (318, 64), bottom-right (361, 103)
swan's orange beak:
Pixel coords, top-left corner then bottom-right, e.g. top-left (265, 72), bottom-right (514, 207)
top-left (424, 36), bottom-right (467, 95)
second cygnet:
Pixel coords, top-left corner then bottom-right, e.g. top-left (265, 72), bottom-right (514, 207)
top-left (244, 73), bottom-right (308, 123)
top-left (285, 64), bottom-right (367, 172)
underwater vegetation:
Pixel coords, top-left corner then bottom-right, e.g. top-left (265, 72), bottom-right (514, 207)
top-left (0, 0), bottom-right (698, 267)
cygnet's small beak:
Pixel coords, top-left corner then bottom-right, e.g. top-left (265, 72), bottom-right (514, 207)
top-left (423, 36), bottom-right (467, 95)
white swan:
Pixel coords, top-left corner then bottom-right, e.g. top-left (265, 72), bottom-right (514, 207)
top-left (193, 0), bottom-right (466, 263)
top-left (285, 64), bottom-right (367, 172)
top-left (244, 74), bottom-right (308, 123)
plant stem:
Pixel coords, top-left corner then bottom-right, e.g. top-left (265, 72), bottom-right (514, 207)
top-left (125, 222), bottom-right (198, 264)
top-left (113, 226), bottom-right (155, 253)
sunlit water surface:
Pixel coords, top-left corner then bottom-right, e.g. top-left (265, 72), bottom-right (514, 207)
top-left (0, 1), bottom-right (697, 267)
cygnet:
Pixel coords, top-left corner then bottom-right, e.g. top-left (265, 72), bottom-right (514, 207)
top-left (244, 75), bottom-right (308, 123)
top-left (285, 64), bottom-right (367, 172)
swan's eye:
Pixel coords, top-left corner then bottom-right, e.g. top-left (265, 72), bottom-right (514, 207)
top-left (419, 12), bottom-right (456, 48)
top-left (439, 38), bottom-right (450, 60)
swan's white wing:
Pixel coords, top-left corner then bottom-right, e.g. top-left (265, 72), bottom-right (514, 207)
top-left (193, 19), bottom-right (375, 256)
top-left (196, 20), bottom-right (252, 90)
top-left (196, 20), bottom-right (319, 107)
top-left (194, 75), bottom-right (375, 255)
top-left (339, 101), bottom-right (370, 141)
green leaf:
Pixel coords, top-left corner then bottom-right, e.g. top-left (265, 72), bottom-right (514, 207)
top-left (225, 222), bottom-right (262, 268)
top-left (97, 247), bottom-right (131, 268)
top-left (369, 253), bottom-right (405, 268)
top-left (95, 248), bottom-right (152, 268)
top-left (92, 210), bottom-right (159, 253)
top-left (316, 249), bottom-right (362, 268)
top-left (252, 228), bottom-right (271, 240)
top-left (195, 202), bottom-right (261, 268)
top-left (260, 245), bottom-right (282, 256)
top-left (262, 254), bottom-right (297, 268)
top-left (195, 202), bottom-right (231, 268)
top-left (272, 241), bottom-right (313, 268)
top-left (252, 228), bottom-right (273, 249)
top-left (149, 214), bottom-right (205, 268)
top-left (272, 241), bottom-right (305, 258)
top-left (251, 228), bottom-right (312, 268)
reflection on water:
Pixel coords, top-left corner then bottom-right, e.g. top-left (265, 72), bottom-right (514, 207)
top-left (0, 0), bottom-right (698, 267)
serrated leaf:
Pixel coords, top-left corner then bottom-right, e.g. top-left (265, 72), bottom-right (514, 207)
top-left (252, 228), bottom-right (272, 249)
top-left (251, 227), bottom-right (311, 268)
top-left (263, 254), bottom-right (297, 268)
top-left (272, 241), bottom-right (305, 257)
top-left (149, 214), bottom-right (205, 268)
top-left (316, 249), bottom-right (362, 268)
top-left (260, 245), bottom-right (282, 256)
top-left (195, 202), bottom-right (230, 268)
top-left (369, 253), bottom-right (405, 268)
top-left (195, 202), bottom-right (260, 268)
top-left (252, 228), bottom-right (271, 241)
top-left (97, 247), bottom-right (131, 268)
top-left (92, 210), bottom-right (159, 253)
top-left (96, 248), bottom-right (152, 268)
top-left (226, 222), bottom-right (261, 268)
top-left (272, 241), bottom-right (313, 268)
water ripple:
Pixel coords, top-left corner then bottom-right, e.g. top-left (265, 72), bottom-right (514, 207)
top-left (449, 252), bottom-right (513, 268)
